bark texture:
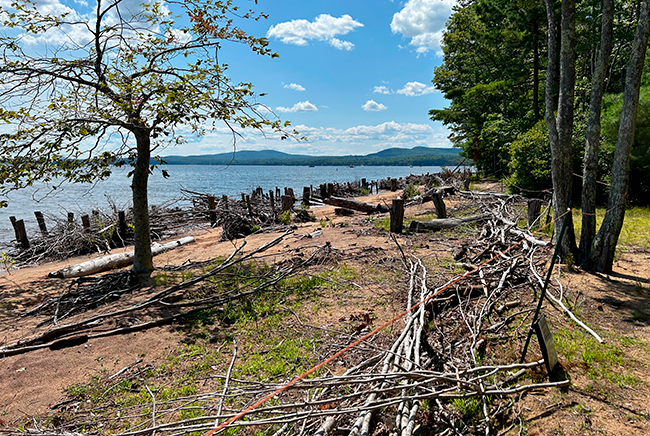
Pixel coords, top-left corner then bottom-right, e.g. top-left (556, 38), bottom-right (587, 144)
top-left (545, 0), bottom-right (578, 259)
top-left (587, 0), bottom-right (650, 272)
top-left (579, 0), bottom-right (614, 265)
top-left (131, 129), bottom-right (154, 275)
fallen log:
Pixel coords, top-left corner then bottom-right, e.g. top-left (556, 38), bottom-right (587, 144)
top-left (323, 196), bottom-right (390, 214)
top-left (408, 213), bottom-right (490, 232)
top-left (48, 236), bottom-right (195, 279)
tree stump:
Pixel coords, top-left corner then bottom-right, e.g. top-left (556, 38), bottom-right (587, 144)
top-left (67, 212), bottom-right (75, 224)
top-left (281, 195), bottom-right (293, 212)
top-left (222, 195), bottom-right (229, 210)
top-left (208, 196), bottom-right (217, 226)
top-left (432, 192), bottom-right (447, 219)
top-left (391, 178), bottom-right (398, 192)
top-left (327, 183), bottom-right (334, 197)
top-left (528, 199), bottom-right (542, 226)
top-left (302, 186), bottom-right (311, 206)
top-left (390, 198), bottom-right (405, 233)
top-left (245, 194), bottom-right (253, 216)
top-left (81, 215), bottom-right (91, 230)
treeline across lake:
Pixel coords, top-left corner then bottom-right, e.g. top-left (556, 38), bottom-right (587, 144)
top-left (159, 147), bottom-right (463, 167)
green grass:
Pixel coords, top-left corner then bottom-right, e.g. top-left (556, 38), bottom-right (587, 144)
top-left (554, 327), bottom-right (643, 388)
top-left (572, 206), bottom-right (650, 247)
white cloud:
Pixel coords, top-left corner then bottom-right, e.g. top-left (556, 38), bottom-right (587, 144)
top-left (373, 86), bottom-right (392, 94)
top-left (267, 14), bottom-right (363, 50)
top-left (390, 0), bottom-right (456, 55)
top-left (362, 100), bottom-right (388, 111)
top-left (328, 38), bottom-right (355, 51)
top-left (284, 83), bottom-right (306, 92)
top-left (396, 81), bottom-right (437, 96)
top-left (276, 101), bottom-right (318, 113)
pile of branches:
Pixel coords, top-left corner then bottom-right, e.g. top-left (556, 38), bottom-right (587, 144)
top-left (11, 193), bottom-right (600, 436)
top-left (5, 201), bottom-right (206, 267)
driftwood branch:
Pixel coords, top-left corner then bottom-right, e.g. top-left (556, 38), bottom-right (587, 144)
top-left (409, 213), bottom-right (490, 232)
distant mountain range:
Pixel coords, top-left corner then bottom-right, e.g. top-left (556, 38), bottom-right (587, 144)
top-left (160, 147), bottom-right (464, 167)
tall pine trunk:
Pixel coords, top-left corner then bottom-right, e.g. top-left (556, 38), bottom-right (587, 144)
top-left (587, 0), bottom-right (650, 273)
top-left (131, 128), bottom-right (154, 275)
top-left (579, 0), bottom-right (614, 265)
top-left (545, 0), bottom-right (578, 259)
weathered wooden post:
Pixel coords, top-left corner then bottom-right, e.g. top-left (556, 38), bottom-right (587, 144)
top-left (34, 211), bottom-right (48, 236)
top-left (302, 187), bottom-right (311, 206)
top-left (284, 187), bottom-right (289, 196)
top-left (432, 192), bottom-right (447, 219)
top-left (241, 193), bottom-right (246, 204)
top-left (208, 195), bottom-right (217, 226)
top-left (117, 211), bottom-right (127, 246)
top-left (81, 215), bottom-right (91, 230)
top-left (391, 178), bottom-right (398, 192)
top-left (361, 178), bottom-right (368, 191)
top-left (327, 183), bottom-right (334, 197)
top-left (222, 195), bottom-right (229, 210)
top-left (67, 212), bottom-right (75, 224)
top-left (276, 187), bottom-right (281, 198)
top-left (15, 219), bottom-right (30, 249)
top-left (269, 190), bottom-right (275, 213)
top-left (390, 198), bottom-right (405, 234)
top-left (245, 194), bottom-right (253, 216)
top-left (320, 184), bottom-right (328, 198)
top-left (281, 195), bottom-right (293, 212)
top-left (287, 187), bottom-right (295, 200)
top-left (528, 199), bottom-right (542, 226)
top-left (9, 216), bottom-right (21, 242)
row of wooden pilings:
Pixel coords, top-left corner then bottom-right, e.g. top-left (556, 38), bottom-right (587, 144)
top-left (7, 175), bottom-right (409, 247)
top-left (9, 209), bottom-right (129, 250)
top-left (203, 176), bottom-right (398, 226)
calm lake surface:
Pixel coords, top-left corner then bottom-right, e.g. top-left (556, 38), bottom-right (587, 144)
top-left (1, 165), bottom-right (444, 246)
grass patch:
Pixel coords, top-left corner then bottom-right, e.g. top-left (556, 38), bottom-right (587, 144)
top-left (555, 327), bottom-right (643, 388)
top-left (572, 206), bottom-right (650, 247)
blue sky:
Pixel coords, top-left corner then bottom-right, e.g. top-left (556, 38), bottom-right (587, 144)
top-left (181, 0), bottom-right (456, 156)
top-left (1, 0), bottom-right (457, 157)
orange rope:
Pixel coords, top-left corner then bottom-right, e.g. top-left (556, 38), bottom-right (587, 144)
top-left (204, 209), bottom-right (571, 434)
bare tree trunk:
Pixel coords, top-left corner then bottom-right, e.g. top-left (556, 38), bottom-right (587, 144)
top-left (587, 0), bottom-right (650, 273)
top-left (131, 128), bottom-right (154, 275)
top-left (579, 0), bottom-right (614, 265)
top-left (533, 20), bottom-right (540, 122)
top-left (545, 0), bottom-right (578, 259)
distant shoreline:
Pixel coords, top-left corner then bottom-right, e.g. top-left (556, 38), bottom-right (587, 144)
top-left (159, 146), bottom-right (464, 167)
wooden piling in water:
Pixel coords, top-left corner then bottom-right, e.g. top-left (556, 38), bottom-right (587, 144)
top-left (34, 211), bottom-right (48, 236)
top-left (15, 219), bottom-right (30, 249)
top-left (9, 216), bottom-right (20, 243)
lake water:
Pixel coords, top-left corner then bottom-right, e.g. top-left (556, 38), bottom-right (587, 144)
top-left (0, 164), bottom-right (444, 246)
